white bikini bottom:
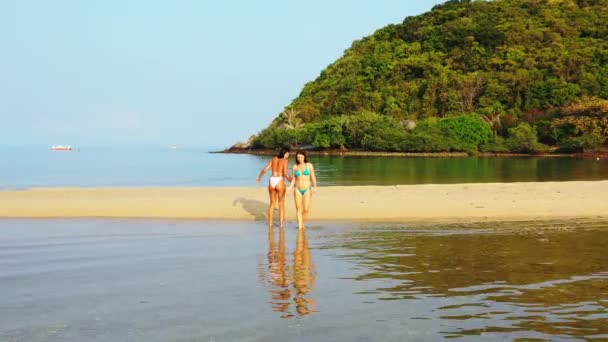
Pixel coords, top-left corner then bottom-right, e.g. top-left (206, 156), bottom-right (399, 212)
top-left (269, 176), bottom-right (283, 189)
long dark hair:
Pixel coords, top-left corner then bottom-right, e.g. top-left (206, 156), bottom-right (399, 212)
top-left (277, 146), bottom-right (291, 159)
top-left (295, 150), bottom-right (309, 165)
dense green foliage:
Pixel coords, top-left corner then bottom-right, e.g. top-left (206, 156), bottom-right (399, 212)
top-left (251, 0), bottom-right (608, 153)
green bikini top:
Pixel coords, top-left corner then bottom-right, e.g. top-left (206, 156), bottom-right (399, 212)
top-left (294, 166), bottom-right (310, 177)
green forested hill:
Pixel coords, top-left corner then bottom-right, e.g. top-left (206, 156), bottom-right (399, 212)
top-left (249, 0), bottom-right (608, 153)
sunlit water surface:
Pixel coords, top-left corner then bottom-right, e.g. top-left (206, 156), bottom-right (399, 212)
top-left (1, 219), bottom-right (607, 341)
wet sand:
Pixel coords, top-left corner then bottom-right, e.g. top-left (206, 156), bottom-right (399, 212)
top-left (1, 181), bottom-right (607, 221)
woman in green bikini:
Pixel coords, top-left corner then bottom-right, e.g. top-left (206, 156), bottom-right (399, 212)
top-left (287, 151), bottom-right (317, 229)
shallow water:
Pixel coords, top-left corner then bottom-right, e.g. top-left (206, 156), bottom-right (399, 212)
top-left (1, 219), bottom-right (607, 341)
top-left (1, 147), bottom-right (608, 187)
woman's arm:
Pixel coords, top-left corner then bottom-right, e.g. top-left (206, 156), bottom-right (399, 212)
top-left (286, 165), bottom-right (296, 194)
top-left (256, 160), bottom-right (272, 184)
top-left (309, 163), bottom-right (317, 192)
top-left (283, 159), bottom-right (291, 183)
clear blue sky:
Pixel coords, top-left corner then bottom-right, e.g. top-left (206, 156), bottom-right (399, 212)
top-left (1, 0), bottom-right (445, 148)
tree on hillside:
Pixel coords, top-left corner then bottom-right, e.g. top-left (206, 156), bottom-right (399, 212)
top-left (248, 0), bottom-right (608, 152)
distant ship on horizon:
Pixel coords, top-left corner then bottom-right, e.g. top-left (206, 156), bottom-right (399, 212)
top-left (51, 145), bottom-right (73, 151)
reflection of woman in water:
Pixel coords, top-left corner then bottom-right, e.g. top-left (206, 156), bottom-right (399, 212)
top-left (266, 226), bottom-right (291, 316)
top-left (256, 147), bottom-right (291, 228)
top-left (293, 226), bottom-right (316, 316)
top-left (287, 150), bottom-right (317, 230)
top-left (262, 226), bottom-right (316, 318)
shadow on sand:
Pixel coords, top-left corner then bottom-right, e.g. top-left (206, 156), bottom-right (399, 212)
top-left (233, 197), bottom-right (267, 221)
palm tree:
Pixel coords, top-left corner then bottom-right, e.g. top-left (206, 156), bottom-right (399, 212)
top-left (281, 108), bottom-right (303, 130)
top-left (280, 108), bottom-right (304, 146)
top-left (481, 113), bottom-right (502, 137)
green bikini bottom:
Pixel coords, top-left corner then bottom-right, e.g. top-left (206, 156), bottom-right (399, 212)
top-left (297, 187), bottom-right (310, 195)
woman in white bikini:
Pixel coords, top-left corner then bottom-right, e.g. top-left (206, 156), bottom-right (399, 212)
top-left (287, 150), bottom-right (317, 230)
top-left (257, 147), bottom-right (291, 228)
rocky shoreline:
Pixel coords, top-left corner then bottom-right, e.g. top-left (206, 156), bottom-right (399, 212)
top-left (218, 147), bottom-right (608, 158)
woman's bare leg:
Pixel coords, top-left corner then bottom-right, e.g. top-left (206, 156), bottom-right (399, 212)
top-left (276, 181), bottom-right (286, 228)
top-left (301, 191), bottom-right (312, 229)
top-left (294, 190), bottom-right (304, 229)
top-left (268, 185), bottom-right (277, 228)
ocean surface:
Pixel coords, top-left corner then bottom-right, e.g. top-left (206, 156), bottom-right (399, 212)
top-left (1, 147), bottom-right (607, 188)
top-left (1, 219), bottom-right (607, 341)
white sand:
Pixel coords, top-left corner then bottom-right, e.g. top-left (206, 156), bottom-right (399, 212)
top-left (1, 181), bottom-right (607, 222)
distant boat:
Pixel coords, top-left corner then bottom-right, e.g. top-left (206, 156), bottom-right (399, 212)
top-left (51, 145), bottom-right (73, 151)
top-left (169, 146), bottom-right (178, 149)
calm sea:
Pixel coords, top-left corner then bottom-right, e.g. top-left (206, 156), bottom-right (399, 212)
top-left (1, 147), bottom-right (607, 188)
top-left (1, 219), bottom-right (607, 341)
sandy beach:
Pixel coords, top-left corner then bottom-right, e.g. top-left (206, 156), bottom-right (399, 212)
top-left (1, 181), bottom-right (607, 222)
